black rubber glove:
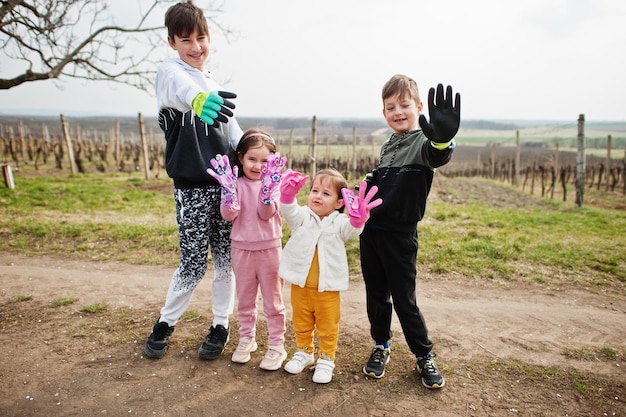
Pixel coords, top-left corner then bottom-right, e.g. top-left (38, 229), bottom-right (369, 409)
top-left (214, 91), bottom-right (237, 124)
top-left (418, 84), bottom-right (461, 143)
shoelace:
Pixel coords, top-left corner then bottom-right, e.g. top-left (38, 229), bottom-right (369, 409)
top-left (265, 349), bottom-right (282, 359)
top-left (153, 323), bottom-right (172, 340)
top-left (236, 338), bottom-right (254, 351)
top-left (207, 328), bottom-right (227, 344)
top-left (371, 349), bottom-right (387, 364)
top-left (421, 358), bottom-right (437, 374)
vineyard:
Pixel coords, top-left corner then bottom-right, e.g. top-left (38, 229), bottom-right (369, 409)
top-left (1, 114), bottom-right (625, 416)
top-left (1, 114), bottom-right (625, 204)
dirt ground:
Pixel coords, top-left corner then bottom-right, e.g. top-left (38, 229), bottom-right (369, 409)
top-left (1, 177), bottom-right (625, 417)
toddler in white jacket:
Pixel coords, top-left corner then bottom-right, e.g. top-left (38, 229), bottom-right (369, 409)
top-left (279, 169), bottom-right (381, 383)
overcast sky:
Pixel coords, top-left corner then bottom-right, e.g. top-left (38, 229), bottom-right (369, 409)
top-left (1, 0), bottom-right (624, 121)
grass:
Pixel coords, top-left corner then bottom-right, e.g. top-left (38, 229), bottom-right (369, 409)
top-left (420, 198), bottom-right (626, 288)
top-left (52, 296), bottom-right (79, 307)
top-left (485, 359), bottom-right (615, 399)
top-left (81, 302), bottom-right (108, 313)
top-left (1, 168), bottom-right (625, 293)
top-left (9, 295), bottom-right (32, 303)
top-left (1, 171), bottom-right (179, 264)
top-left (564, 346), bottom-right (621, 361)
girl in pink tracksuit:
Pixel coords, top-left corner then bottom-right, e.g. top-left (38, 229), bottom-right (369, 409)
top-left (207, 128), bottom-right (287, 371)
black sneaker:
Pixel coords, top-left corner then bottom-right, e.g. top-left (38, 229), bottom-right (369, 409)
top-left (417, 353), bottom-right (445, 389)
top-left (144, 319), bottom-right (175, 359)
top-left (363, 346), bottom-right (390, 378)
top-left (198, 325), bottom-right (229, 360)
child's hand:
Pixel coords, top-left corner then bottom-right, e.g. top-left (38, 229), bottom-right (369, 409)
top-left (418, 84), bottom-right (460, 146)
top-left (192, 91), bottom-right (237, 125)
top-left (207, 154), bottom-right (239, 208)
top-left (348, 181), bottom-right (382, 228)
top-left (259, 152), bottom-right (287, 205)
top-left (279, 169), bottom-right (309, 204)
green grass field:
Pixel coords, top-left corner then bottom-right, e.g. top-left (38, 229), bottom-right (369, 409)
top-left (1, 168), bottom-right (624, 292)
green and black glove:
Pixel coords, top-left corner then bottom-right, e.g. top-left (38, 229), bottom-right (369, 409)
top-left (192, 91), bottom-right (237, 125)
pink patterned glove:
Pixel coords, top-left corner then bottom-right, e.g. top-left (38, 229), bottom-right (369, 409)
top-left (348, 180), bottom-right (382, 228)
top-left (259, 152), bottom-right (287, 205)
top-left (279, 169), bottom-right (309, 204)
top-left (206, 154), bottom-right (239, 208)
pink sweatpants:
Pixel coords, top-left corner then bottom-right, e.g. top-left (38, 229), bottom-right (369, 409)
top-left (231, 247), bottom-right (286, 346)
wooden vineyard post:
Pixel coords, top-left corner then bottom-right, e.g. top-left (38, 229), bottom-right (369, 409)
top-left (325, 135), bottom-right (330, 168)
top-left (552, 143), bottom-right (560, 199)
top-left (605, 135), bottom-right (612, 192)
top-left (310, 115), bottom-right (317, 177)
top-left (114, 120), bottom-right (121, 166)
top-left (352, 127), bottom-right (357, 181)
top-left (60, 114), bottom-right (78, 175)
top-left (287, 129), bottom-right (294, 170)
top-left (489, 142), bottom-right (496, 179)
top-left (575, 114), bottom-right (585, 208)
top-left (138, 113), bottom-right (150, 180)
top-left (2, 164), bottom-right (15, 189)
top-left (514, 130), bottom-right (520, 186)
top-left (18, 119), bottom-right (26, 162)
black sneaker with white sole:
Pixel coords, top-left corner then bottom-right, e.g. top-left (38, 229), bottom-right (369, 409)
top-left (198, 325), bottom-right (229, 360)
top-left (363, 346), bottom-right (390, 378)
top-left (417, 353), bottom-right (445, 389)
top-left (144, 319), bottom-right (175, 359)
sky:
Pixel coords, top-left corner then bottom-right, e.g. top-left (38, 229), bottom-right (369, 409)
top-left (1, 0), bottom-right (625, 121)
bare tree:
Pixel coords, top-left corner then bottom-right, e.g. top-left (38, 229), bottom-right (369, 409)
top-left (0, 0), bottom-right (231, 91)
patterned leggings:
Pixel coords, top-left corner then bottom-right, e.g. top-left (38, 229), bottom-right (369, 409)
top-left (159, 186), bottom-right (235, 327)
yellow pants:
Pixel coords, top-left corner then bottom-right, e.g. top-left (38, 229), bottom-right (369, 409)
top-left (290, 284), bottom-right (340, 361)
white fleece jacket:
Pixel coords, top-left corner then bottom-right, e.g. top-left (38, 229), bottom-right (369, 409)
top-left (279, 201), bottom-right (363, 292)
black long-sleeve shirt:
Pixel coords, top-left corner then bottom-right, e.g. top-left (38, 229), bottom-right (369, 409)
top-left (364, 129), bottom-right (453, 233)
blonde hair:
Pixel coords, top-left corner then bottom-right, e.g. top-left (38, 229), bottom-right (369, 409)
top-left (382, 74), bottom-right (421, 106)
top-left (312, 168), bottom-right (348, 200)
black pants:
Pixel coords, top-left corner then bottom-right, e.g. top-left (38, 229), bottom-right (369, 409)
top-left (359, 228), bottom-right (433, 358)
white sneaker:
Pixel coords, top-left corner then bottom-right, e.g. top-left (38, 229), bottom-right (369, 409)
top-left (231, 336), bottom-right (257, 364)
top-left (312, 356), bottom-right (335, 384)
top-left (284, 349), bottom-right (315, 374)
top-left (259, 345), bottom-right (287, 371)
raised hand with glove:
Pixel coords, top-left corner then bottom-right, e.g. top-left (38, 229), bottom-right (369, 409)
top-left (192, 91), bottom-right (237, 125)
top-left (279, 170), bottom-right (310, 204)
top-left (206, 154), bottom-right (239, 208)
top-left (343, 180), bottom-right (382, 228)
top-left (418, 83), bottom-right (461, 150)
top-left (259, 152), bottom-right (288, 205)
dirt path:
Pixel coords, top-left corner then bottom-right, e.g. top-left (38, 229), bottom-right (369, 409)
top-left (0, 254), bottom-right (624, 417)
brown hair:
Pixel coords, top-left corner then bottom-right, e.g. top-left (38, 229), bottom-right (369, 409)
top-left (234, 128), bottom-right (277, 177)
top-left (164, 1), bottom-right (209, 39)
top-left (312, 169), bottom-right (348, 212)
top-left (382, 74), bottom-right (421, 106)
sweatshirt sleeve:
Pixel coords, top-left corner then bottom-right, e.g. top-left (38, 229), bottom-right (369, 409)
top-left (257, 197), bottom-right (279, 221)
top-left (420, 131), bottom-right (454, 168)
top-left (156, 60), bottom-right (203, 112)
top-left (228, 117), bottom-right (244, 149)
top-left (220, 204), bottom-right (239, 222)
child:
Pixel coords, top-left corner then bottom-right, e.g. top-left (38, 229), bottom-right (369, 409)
top-left (279, 169), bottom-right (381, 383)
top-left (206, 128), bottom-right (288, 370)
top-left (144, 1), bottom-right (244, 360)
top-left (359, 74), bottom-right (460, 389)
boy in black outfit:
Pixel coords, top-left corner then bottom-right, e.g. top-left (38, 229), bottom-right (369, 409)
top-left (360, 74), bottom-right (460, 389)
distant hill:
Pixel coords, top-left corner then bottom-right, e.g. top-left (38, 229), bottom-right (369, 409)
top-left (0, 114), bottom-right (623, 142)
